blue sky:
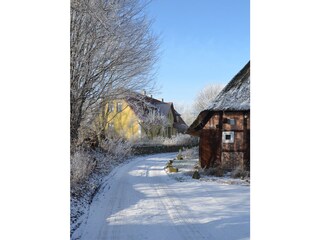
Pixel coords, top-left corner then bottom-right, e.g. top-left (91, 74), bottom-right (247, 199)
top-left (147, 0), bottom-right (250, 105)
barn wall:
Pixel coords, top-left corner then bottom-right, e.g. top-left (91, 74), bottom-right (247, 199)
top-left (203, 113), bottom-right (220, 130)
top-left (199, 111), bottom-right (250, 171)
top-left (199, 130), bottom-right (215, 168)
top-left (221, 152), bottom-right (244, 170)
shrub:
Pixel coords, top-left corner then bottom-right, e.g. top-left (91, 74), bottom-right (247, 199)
top-left (100, 138), bottom-right (132, 160)
top-left (231, 166), bottom-right (250, 179)
top-left (201, 162), bottom-right (224, 177)
top-left (192, 170), bottom-right (200, 179)
top-left (71, 138), bottom-right (133, 191)
top-left (213, 167), bottom-right (224, 177)
top-left (70, 150), bottom-right (97, 188)
top-left (182, 146), bottom-right (199, 159)
top-left (135, 133), bottom-right (198, 147)
top-left (204, 167), bottom-right (224, 177)
top-left (162, 134), bottom-right (198, 146)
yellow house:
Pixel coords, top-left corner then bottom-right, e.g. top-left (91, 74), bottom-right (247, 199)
top-left (100, 92), bottom-right (188, 140)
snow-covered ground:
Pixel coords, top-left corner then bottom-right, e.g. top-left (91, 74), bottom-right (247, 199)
top-left (73, 152), bottom-right (250, 240)
top-left (167, 153), bottom-right (250, 186)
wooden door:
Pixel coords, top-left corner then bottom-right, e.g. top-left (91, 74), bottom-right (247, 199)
top-left (199, 129), bottom-right (221, 168)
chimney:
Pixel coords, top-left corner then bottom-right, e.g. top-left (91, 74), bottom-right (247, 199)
top-left (142, 89), bottom-right (146, 95)
top-left (161, 98), bottom-right (164, 102)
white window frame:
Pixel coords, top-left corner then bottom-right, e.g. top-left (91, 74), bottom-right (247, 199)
top-left (108, 103), bottom-right (114, 112)
top-left (222, 131), bottom-right (234, 143)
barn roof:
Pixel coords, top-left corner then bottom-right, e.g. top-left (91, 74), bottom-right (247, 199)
top-left (186, 61), bottom-right (250, 136)
top-left (206, 61), bottom-right (250, 111)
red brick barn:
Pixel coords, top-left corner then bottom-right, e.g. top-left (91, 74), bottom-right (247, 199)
top-left (187, 61), bottom-right (250, 171)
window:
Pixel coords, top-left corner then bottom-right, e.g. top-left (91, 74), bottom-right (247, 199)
top-left (222, 131), bottom-right (234, 143)
top-left (228, 119), bottom-right (235, 125)
top-left (223, 118), bottom-right (236, 125)
top-left (116, 102), bottom-right (123, 112)
top-left (167, 127), bottom-right (172, 138)
top-left (108, 103), bottom-right (114, 112)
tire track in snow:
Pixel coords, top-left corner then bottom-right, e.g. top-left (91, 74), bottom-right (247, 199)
top-left (147, 164), bottom-right (214, 240)
top-left (96, 168), bottom-right (125, 240)
top-left (106, 157), bottom-right (148, 240)
top-left (83, 157), bottom-right (148, 240)
top-left (105, 155), bottom-right (213, 240)
top-left (80, 153), bottom-right (249, 240)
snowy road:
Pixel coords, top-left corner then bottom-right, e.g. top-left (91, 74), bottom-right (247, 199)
top-left (79, 153), bottom-right (250, 240)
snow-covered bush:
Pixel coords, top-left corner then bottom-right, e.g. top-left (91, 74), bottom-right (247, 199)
top-left (71, 150), bottom-right (97, 187)
top-left (139, 110), bottom-right (168, 139)
top-left (100, 138), bottom-right (132, 160)
top-left (163, 134), bottom-right (197, 146)
top-left (201, 164), bottom-right (224, 177)
top-left (181, 146), bottom-right (199, 159)
top-left (71, 138), bottom-right (132, 192)
top-left (137, 133), bottom-right (198, 146)
top-left (231, 166), bottom-right (250, 179)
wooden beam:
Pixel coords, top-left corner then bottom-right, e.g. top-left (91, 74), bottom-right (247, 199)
top-left (221, 149), bottom-right (246, 153)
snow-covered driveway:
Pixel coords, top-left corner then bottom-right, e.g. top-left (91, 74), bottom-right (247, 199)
top-left (79, 153), bottom-right (250, 240)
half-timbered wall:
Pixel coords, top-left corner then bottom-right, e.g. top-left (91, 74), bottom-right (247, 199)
top-left (199, 111), bottom-right (250, 170)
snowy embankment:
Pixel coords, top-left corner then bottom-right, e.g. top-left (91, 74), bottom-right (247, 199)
top-left (72, 152), bottom-right (250, 240)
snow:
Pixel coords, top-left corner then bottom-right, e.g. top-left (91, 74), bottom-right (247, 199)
top-left (73, 152), bottom-right (250, 240)
top-left (167, 155), bottom-right (250, 186)
top-left (206, 61), bottom-right (250, 111)
top-left (207, 76), bottom-right (250, 111)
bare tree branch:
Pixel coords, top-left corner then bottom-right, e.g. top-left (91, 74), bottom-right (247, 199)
top-left (70, 0), bottom-right (159, 145)
top-left (193, 84), bottom-right (224, 114)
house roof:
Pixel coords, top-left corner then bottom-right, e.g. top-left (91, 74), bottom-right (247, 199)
top-left (186, 61), bottom-right (250, 136)
top-left (125, 92), bottom-right (189, 133)
top-left (156, 102), bottom-right (172, 116)
top-left (206, 61), bottom-right (250, 111)
top-left (173, 109), bottom-right (188, 133)
top-left (125, 92), bottom-right (170, 118)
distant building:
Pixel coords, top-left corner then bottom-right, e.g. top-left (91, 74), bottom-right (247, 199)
top-left (103, 92), bottom-right (188, 140)
top-left (187, 61), bottom-right (250, 170)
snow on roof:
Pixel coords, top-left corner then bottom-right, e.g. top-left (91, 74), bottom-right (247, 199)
top-left (156, 102), bottom-right (172, 116)
top-left (206, 61), bottom-right (250, 111)
top-left (126, 93), bottom-right (172, 117)
top-left (125, 92), bottom-right (188, 131)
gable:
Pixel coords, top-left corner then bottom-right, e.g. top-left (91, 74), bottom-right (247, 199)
top-left (207, 61), bottom-right (250, 111)
top-left (187, 61), bottom-right (250, 135)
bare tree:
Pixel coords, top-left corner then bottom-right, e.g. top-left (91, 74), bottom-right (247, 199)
top-left (174, 103), bottom-right (196, 126)
top-left (139, 109), bottom-right (168, 139)
top-left (193, 84), bottom-right (224, 114)
top-left (70, 0), bottom-right (158, 145)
